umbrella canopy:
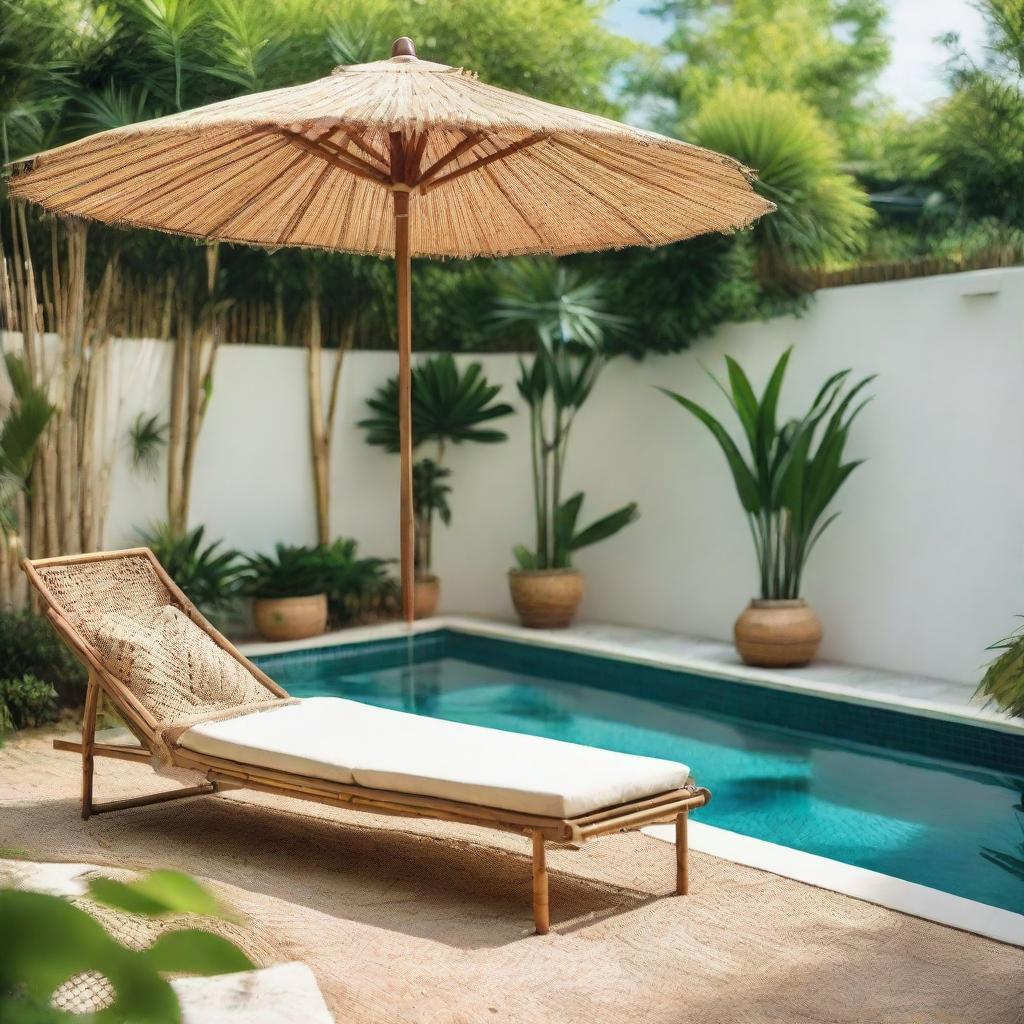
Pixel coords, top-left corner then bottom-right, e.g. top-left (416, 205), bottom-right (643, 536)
top-left (9, 37), bottom-right (774, 619)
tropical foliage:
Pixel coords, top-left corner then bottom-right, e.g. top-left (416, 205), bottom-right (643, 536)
top-left (494, 260), bottom-right (638, 570)
top-left (127, 412), bottom-right (168, 478)
top-left (239, 544), bottom-right (331, 599)
top-left (412, 458), bottom-right (451, 577)
top-left (662, 348), bottom-right (873, 599)
top-left (0, 869), bottom-right (253, 1023)
top-left (0, 354), bottom-right (55, 533)
top-left (360, 354), bottom-right (514, 455)
top-left (0, 674), bottom-right (58, 729)
top-left (316, 537), bottom-right (397, 624)
top-left (977, 624), bottom-right (1024, 718)
top-left (360, 354), bottom-right (513, 576)
top-left (0, 609), bottom-right (87, 708)
top-left (692, 85), bottom-right (875, 284)
top-left (138, 522), bottom-right (243, 615)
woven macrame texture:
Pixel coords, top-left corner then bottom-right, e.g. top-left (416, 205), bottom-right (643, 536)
top-left (10, 54), bottom-right (774, 258)
top-left (33, 555), bottom-right (276, 728)
top-left (94, 605), bottom-right (275, 727)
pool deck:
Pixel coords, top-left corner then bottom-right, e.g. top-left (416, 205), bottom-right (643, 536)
top-left (238, 615), bottom-right (1024, 946)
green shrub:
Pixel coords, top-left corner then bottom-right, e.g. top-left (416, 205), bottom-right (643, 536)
top-left (0, 611), bottom-right (86, 708)
top-left (320, 538), bottom-right (398, 626)
top-left (239, 544), bottom-right (330, 599)
top-left (138, 523), bottom-right (243, 616)
top-left (0, 675), bottom-right (58, 729)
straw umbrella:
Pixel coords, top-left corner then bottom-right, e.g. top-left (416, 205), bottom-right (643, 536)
top-left (9, 37), bottom-right (773, 622)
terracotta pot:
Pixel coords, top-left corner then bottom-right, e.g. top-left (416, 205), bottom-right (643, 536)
top-left (253, 593), bottom-right (328, 642)
top-left (508, 569), bottom-right (584, 629)
top-left (414, 574), bottom-right (441, 619)
top-left (734, 598), bottom-right (822, 668)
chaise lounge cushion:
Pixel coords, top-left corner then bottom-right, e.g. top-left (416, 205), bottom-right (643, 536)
top-left (178, 696), bottom-right (690, 818)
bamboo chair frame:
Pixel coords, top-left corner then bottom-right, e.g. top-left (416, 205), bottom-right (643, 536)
top-left (25, 548), bottom-right (710, 935)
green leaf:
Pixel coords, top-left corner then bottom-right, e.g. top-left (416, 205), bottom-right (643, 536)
top-left (723, 355), bottom-right (759, 450)
top-left (90, 870), bottom-right (227, 920)
top-left (513, 545), bottom-right (538, 570)
top-left (143, 930), bottom-right (254, 975)
top-left (659, 388), bottom-right (760, 513)
top-left (569, 502), bottom-right (639, 551)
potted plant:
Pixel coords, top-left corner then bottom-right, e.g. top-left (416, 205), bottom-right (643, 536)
top-left (239, 544), bottom-right (329, 642)
top-left (318, 537), bottom-right (399, 626)
top-left (493, 260), bottom-right (638, 629)
top-left (138, 523), bottom-right (242, 623)
top-left (359, 353), bottom-right (513, 618)
top-left (662, 347), bottom-right (873, 666)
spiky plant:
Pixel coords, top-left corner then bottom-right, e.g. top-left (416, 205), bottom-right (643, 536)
top-left (977, 623), bottom-right (1024, 718)
top-left (692, 84), bottom-right (874, 283)
top-left (662, 347), bottom-right (873, 600)
top-left (138, 523), bottom-right (242, 615)
top-left (360, 353), bottom-right (513, 576)
top-left (492, 259), bottom-right (637, 570)
top-left (127, 412), bottom-right (168, 478)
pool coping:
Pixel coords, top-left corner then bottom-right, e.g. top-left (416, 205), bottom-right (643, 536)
top-left (237, 614), bottom-right (1023, 738)
top-left (237, 615), bottom-right (1024, 946)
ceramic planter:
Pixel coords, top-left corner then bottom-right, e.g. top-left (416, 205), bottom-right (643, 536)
top-left (508, 568), bottom-right (584, 629)
top-left (252, 593), bottom-right (328, 642)
top-left (414, 574), bottom-right (441, 619)
top-left (734, 598), bottom-right (822, 667)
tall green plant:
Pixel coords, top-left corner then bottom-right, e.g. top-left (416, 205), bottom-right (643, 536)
top-left (492, 260), bottom-right (637, 570)
top-left (359, 353), bottom-right (513, 576)
top-left (662, 348), bottom-right (873, 599)
top-left (0, 354), bottom-right (55, 533)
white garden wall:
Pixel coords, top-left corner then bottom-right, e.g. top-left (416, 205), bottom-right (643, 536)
top-left (100, 266), bottom-right (1024, 684)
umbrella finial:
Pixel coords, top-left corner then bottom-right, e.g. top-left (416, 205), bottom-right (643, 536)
top-left (391, 37), bottom-right (417, 58)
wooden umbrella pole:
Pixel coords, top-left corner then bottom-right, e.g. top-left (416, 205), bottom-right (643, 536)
top-left (393, 186), bottom-right (414, 624)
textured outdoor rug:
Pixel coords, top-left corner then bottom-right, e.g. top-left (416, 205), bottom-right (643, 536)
top-left (2, 731), bottom-right (1022, 1024)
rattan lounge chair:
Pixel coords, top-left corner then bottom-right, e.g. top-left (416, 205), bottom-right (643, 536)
top-left (24, 548), bottom-right (711, 935)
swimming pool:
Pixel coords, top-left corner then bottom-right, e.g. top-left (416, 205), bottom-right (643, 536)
top-left (253, 629), bottom-right (1024, 915)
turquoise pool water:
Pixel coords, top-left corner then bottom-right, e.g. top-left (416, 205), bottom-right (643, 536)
top-left (258, 634), bottom-right (1024, 915)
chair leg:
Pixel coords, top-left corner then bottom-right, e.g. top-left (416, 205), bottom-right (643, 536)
top-left (81, 674), bottom-right (100, 821)
top-left (531, 830), bottom-right (549, 935)
top-left (676, 809), bottom-right (689, 895)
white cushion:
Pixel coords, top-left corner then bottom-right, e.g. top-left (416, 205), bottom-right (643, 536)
top-left (179, 698), bottom-right (360, 785)
top-left (179, 696), bottom-right (689, 818)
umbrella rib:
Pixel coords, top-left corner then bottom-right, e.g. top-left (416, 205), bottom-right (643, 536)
top-left (204, 145), bottom-right (315, 238)
top-left (274, 160), bottom-right (335, 246)
top-left (480, 164), bottom-right (549, 248)
top-left (414, 131), bottom-right (485, 185)
top-left (332, 124), bottom-right (390, 170)
top-left (419, 133), bottom-right (548, 194)
top-left (113, 133), bottom-right (292, 223)
top-left (277, 129), bottom-right (390, 186)
top-left (14, 128), bottom-right (280, 209)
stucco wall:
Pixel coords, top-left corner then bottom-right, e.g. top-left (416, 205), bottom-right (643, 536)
top-left (101, 266), bottom-right (1024, 683)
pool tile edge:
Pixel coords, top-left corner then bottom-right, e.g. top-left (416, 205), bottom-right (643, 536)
top-left (238, 616), bottom-right (1022, 738)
